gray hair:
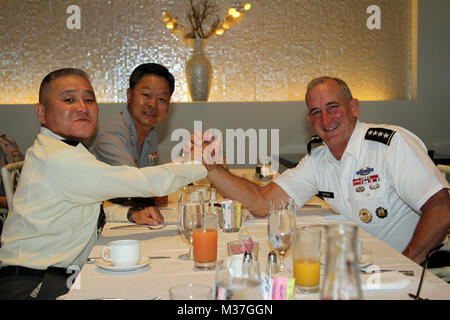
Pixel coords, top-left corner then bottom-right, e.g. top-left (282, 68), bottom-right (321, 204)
top-left (305, 76), bottom-right (353, 106)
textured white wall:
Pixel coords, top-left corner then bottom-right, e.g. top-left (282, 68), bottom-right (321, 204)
top-left (0, 0), bottom-right (413, 103)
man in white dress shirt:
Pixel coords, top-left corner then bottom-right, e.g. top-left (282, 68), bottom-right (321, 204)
top-left (0, 68), bottom-right (206, 299)
top-left (200, 76), bottom-right (450, 265)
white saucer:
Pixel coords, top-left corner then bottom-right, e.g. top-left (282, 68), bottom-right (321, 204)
top-left (96, 257), bottom-right (151, 272)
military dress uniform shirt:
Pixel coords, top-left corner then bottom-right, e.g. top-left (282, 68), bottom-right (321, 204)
top-left (91, 108), bottom-right (158, 168)
top-left (0, 127), bottom-right (206, 270)
top-left (275, 121), bottom-right (449, 252)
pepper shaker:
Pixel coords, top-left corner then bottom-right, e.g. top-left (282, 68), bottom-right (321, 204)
top-left (266, 250), bottom-right (279, 277)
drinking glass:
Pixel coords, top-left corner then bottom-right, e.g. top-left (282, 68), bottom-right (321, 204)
top-left (215, 256), bottom-right (263, 300)
top-left (292, 227), bottom-right (322, 294)
top-left (268, 199), bottom-right (297, 274)
top-left (193, 213), bottom-right (218, 270)
top-left (169, 283), bottom-right (212, 300)
top-left (177, 189), bottom-right (204, 260)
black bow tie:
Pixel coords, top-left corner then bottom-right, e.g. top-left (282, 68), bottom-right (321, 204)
top-left (62, 139), bottom-right (88, 149)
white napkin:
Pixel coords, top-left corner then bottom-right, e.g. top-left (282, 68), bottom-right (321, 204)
top-left (360, 271), bottom-right (411, 291)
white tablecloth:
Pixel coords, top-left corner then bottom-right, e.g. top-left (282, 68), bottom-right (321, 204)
top-left (62, 170), bottom-right (450, 300)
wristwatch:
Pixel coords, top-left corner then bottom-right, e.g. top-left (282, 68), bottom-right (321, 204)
top-left (127, 207), bottom-right (144, 223)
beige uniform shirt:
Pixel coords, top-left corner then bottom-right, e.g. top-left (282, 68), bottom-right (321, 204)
top-left (0, 127), bottom-right (206, 270)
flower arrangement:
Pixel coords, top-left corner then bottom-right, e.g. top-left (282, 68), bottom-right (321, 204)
top-left (163, 0), bottom-right (251, 39)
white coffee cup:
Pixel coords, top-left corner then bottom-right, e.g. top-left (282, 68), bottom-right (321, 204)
top-left (101, 239), bottom-right (141, 267)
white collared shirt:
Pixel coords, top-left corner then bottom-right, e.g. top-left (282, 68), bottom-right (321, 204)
top-left (275, 121), bottom-right (449, 252)
top-left (0, 127), bottom-right (206, 270)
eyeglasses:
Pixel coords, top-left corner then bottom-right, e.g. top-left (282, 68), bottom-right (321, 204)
top-left (412, 243), bottom-right (445, 300)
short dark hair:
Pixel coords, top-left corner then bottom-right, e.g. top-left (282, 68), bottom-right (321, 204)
top-left (305, 76), bottom-right (353, 106)
top-left (129, 63), bottom-right (175, 96)
top-left (39, 68), bottom-right (92, 103)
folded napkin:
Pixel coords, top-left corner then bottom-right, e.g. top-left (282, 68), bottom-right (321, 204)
top-left (360, 271), bottom-right (411, 291)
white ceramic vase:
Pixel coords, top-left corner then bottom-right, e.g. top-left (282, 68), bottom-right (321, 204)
top-left (185, 38), bottom-right (212, 102)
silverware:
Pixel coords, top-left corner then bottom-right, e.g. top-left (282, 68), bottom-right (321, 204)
top-left (110, 222), bottom-right (177, 230)
top-left (86, 256), bottom-right (171, 263)
top-left (360, 269), bottom-right (414, 276)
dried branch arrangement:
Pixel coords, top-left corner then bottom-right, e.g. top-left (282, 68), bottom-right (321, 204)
top-left (163, 0), bottom-right (251, 39)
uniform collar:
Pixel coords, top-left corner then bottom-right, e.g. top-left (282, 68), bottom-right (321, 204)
top-left (344, 120), bottom-right (364, 161)
top-left (323, 120), bottom-right (364, 163)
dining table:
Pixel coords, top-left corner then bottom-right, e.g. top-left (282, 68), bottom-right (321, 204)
top-left (61, 169), bottom-right (450, 301)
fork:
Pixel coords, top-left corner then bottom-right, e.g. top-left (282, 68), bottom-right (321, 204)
top-left (360, 269), bottom-right (414, 276)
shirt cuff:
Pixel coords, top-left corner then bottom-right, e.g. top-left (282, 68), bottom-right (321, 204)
top-left (103, 203), bottom-right (130, 222)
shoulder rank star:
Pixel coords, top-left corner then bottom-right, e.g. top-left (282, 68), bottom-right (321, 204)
top-left (359, 208), bottom-right (372, 223)
top-left (365, 128), bottom-right (396, 145)
top-left (149, 152), bottom-right (159, 162)
top-left (375, 207), bottom-right (388, 219)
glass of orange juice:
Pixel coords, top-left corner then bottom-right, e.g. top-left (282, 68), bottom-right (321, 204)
top-left (193, 213), bottom-right (218, 270)
top-left (292, 227), bottom-right (322, 294)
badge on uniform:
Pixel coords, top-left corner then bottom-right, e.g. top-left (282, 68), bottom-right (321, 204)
top-left (149, 152), bottom-right (159, 162)
top-left (375, 207), bottom-right (388, 219)
top-left (369, 183), bottom-right (380, 190)
top-left (359, 208), bottom-right (372, 223)
top-left (318, 191), bottom-right (334, 199)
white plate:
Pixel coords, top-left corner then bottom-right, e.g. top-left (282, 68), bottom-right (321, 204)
top-left (95, 257), bottom-right (151, 272)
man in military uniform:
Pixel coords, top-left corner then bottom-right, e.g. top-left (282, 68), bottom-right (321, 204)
top-left (200, 76), bottom-right (450, 265)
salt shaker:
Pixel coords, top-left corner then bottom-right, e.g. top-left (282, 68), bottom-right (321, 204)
top-left (266, 250), bottom-right (279, 277)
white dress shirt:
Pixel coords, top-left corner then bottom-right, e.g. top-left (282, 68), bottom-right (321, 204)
top-left (0, 127), bottom-right (206, 270)
top-left (275, 121), bottom-right (449, 252)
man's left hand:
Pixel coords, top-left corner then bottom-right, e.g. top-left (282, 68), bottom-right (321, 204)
top-left (132, 206), bottom-right (164, 226)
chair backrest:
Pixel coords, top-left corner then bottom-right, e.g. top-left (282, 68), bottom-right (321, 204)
top-left (1, 160), bottom-right (24, 210)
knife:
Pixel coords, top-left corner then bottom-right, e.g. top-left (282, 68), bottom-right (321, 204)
top-left (110, 222), bottom-right (178, 230)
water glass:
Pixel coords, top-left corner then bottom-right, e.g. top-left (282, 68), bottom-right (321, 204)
top-left (215, 256), bottom-right (263, 300)
top-left (268, 199), bottom-right (297, 274)
top-left (169, 283), bottom-right (212, 300)
top-left (178, 189), bottom-right (204, 260)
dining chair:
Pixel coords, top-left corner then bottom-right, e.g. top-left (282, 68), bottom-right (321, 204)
top-left (1, 160), bottom-right (24, 210)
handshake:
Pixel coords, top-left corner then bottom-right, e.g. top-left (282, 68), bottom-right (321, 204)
top-left (176, 130), bottom-right (224, 170)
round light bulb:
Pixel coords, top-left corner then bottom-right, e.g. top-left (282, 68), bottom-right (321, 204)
top-left (232, 11), bottom-right (240, 18)
top-left (166, 21), bottom-right (174, 29)
top-left (244, 3), bottom-right (251, 10)
top-left (162, 12), bottom-right (171, 22)
top-left (222, 22), bottom-right (230, 29)
top-left (215, 28), bottom-right (224, 35)
top-left (228, 8), bottom-right (237, 15)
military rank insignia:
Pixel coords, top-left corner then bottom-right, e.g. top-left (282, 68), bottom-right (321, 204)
top-left (359, 208), bottom-right (372, 223)
top-left (375, 207), bottom-right (388, 218)
top-left (364, 128), bottom-right (396, 145)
